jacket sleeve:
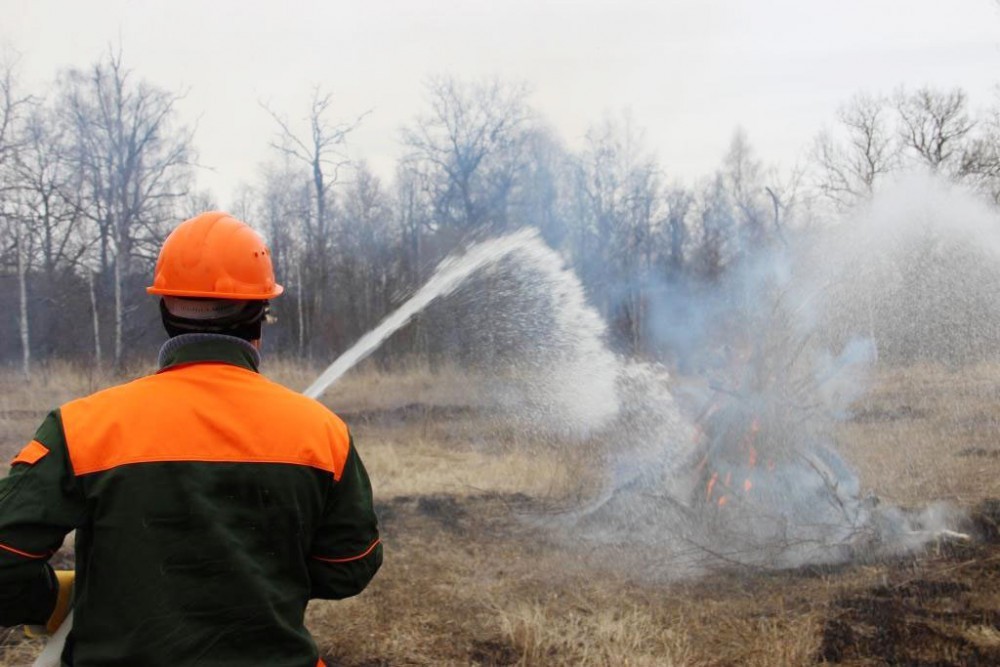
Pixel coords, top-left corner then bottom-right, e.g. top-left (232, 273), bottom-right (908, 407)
top-left (308, 433), bottom-right (382, 600)
top-left (0, 410), bottom-right (86, 626)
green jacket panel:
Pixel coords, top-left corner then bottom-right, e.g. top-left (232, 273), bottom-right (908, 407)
top-left (0, 336), bottom-right (382, 667)
top-left (0, 411), bottom-right (85, 626)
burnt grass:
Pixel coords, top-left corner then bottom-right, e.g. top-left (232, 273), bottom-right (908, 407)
top-left (818, 551), bottom-right (1000, 665)
top-left (818, 499), bottom-right (1000, 666)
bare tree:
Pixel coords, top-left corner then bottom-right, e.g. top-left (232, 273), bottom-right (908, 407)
top-left (182, 189), bottom-right (217, 219)
top-left (516, 126), bottom-right (571, 247)
top-left (254, 157), bottom-right (312, 355)
top-left (661, 185), bottom-right (693, 279)
top-left (60, 49), bottom-right (194, 370)
top-left (723, 128), bottom-right (770, 248)
top-left (961, 109), bottom-right (1000, 204)
top-left (0, 53), bottom-right (31, 181)
top-left (895, 87), bottom-right (974, 176)
top-left (812, 93), bottom-right (899, 210)
top-left (5, 215), bottom-right (33, 377)
top-left (692, 172), bottom-right (735, 282)
top-left (15, 107), bottom-right (88, 280)
top-left (337, 163), bottom-right (399, 344)
top-left (396, 77), bottom-right (536, 363)
top-left (572, 112), bottom-right (664, 350)
top-left (0, 55), bottom-right (35, 377)
top-left (263, 88), bottom-right (364, 249)
top-left (262, 88), bottom-right (366, 354)
top-left (401, 76), bottom-right (534, 235)
top-left (394, 163), bottom-right (428, 283)
top-left (10, 103), bottom-right (98, 362)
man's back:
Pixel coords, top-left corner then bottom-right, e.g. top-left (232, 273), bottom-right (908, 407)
top-left (0, 337), bottom-right (382, 666)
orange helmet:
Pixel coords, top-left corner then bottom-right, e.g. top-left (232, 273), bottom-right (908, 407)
top-left (147, 211), bottom-right (284, 300)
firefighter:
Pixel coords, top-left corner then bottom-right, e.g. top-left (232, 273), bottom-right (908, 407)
top-left (0, 211), bottom-right (382, 666)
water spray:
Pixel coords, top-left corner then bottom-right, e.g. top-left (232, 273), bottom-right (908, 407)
top-left (304, 229), bottom-right (541, 400)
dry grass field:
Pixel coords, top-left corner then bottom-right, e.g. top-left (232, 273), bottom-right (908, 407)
top-left (2, 359), bottom-right (999, 666)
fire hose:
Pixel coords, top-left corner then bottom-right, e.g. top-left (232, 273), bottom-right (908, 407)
top-left (31, 609), bottom-right (72, 667)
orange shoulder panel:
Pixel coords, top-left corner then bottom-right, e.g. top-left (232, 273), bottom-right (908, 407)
top-left (11, 440), bottom-right (49, 466)
top-left (60, 364), bottom-right (351, 479)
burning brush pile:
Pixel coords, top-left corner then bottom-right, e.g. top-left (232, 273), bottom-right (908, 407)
top-left (682, 336), bottom-right (879, 567)
top-left (561, 267), bottom-right (968, 573)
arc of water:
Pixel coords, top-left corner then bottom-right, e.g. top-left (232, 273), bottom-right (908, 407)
top-left (303, 228), bottom-right (540, 399)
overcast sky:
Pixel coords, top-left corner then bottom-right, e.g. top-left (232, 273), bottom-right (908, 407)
top-left (4, 0), bottom-right (1000, 206)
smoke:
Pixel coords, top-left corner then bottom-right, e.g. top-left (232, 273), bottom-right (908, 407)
top-left (556, 252), bottom-right (878, 571)
top-left (541, 173), bottom-right (996, 572)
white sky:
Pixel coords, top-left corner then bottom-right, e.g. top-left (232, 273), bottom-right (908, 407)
top-left (4, 0), bottom-right (1000, 206)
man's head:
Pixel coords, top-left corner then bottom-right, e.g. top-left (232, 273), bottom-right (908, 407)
top-left (147, 211), bottom-right (283, 343)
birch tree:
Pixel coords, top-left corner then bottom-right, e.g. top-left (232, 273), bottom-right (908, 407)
top-left (12, 104), bottom-right (91, 360)
top-left (0, 56), bottom-right (34, 377)
top-left (60, 50), bottom-right (194, 369)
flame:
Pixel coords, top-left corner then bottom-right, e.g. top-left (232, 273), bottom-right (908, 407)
top-left (703, 414), bottom-right (765, 509)
top-left (740, 417), bottom-right (761, 447)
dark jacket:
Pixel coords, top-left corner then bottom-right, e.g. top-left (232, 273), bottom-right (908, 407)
top-left (0, 335), bottom-right (382, 666)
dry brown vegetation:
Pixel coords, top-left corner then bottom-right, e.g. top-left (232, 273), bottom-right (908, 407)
top-left (2, 360), bottom-right (1000, 666)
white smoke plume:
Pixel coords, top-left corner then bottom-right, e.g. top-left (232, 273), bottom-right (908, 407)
top-left (536, 174), bottom-right (994, 572)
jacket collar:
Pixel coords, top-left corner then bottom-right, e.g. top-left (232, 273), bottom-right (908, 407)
top-left (157, 333), bottom-right (261, 373)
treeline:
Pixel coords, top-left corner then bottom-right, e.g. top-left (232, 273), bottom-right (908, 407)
top-left (2, 51), bottom-right (1000, 374)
